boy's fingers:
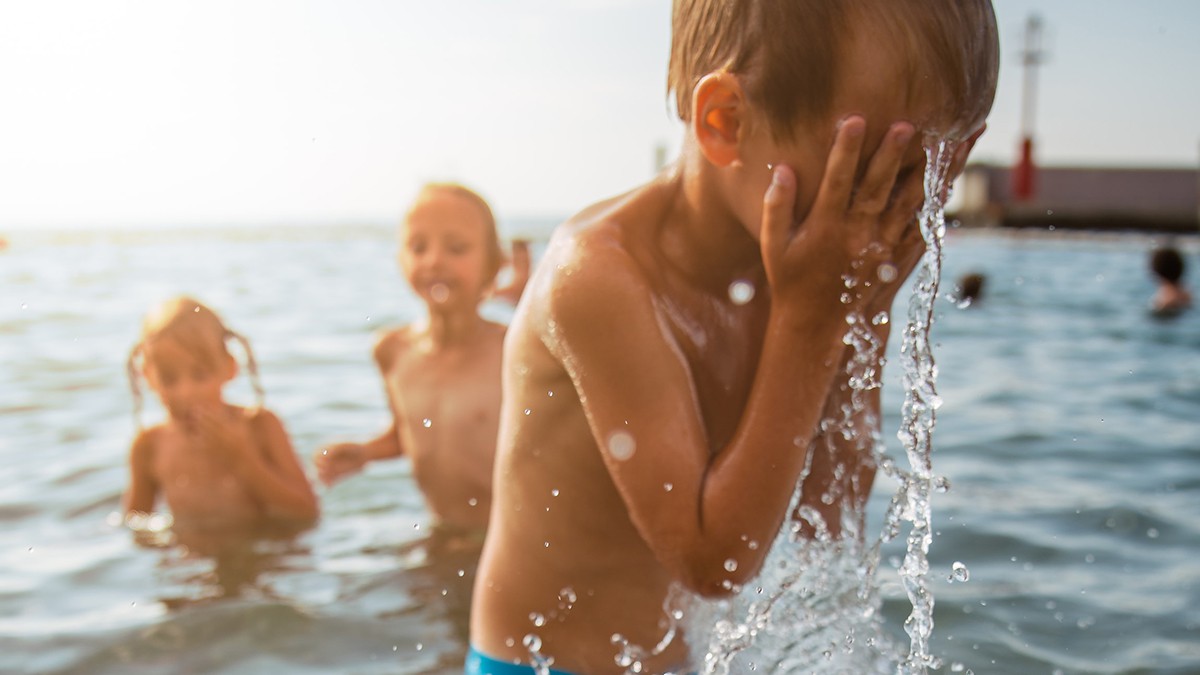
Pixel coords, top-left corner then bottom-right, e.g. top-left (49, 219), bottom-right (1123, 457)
top-left (882, 173), bottom-right (925, 244)
top-left (812, 116), bottom-right (866, 217)
top-left (762, 164), bottom-right (796, 253)
top-left (852, 122), bottom-right (915, 215)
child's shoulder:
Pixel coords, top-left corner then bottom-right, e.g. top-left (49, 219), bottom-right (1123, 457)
top-left (371, 325), bottom-right (416, 365)
top-left (542, 210), bottom-right (655, 316)
top-left (128, 423), bottom-right (169, 467)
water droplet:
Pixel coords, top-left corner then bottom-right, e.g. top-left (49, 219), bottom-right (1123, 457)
top-left (20, 303), bottom-right (28, 310)
top-left (543, 541), bottom-right (550, 548)
top-left (523, 408), bottom-right (532, 416)
top-left (1147, 528), bottom-right (1159, 539)
top-left (934, 476), bottom-right (951, 493)
top-left (547, 390), bottom-right (554, 397)
top-left (415, 642), bottom-right (423, 651)
top-left (422, 418), bottom-right (432, 428)
top-left (551, 488), bottom-right (559, 497)
top-left (728, 279), bottom-right (755, 305)
top-left (663, 482), bottom-right (673, 492)
top-left (872, 311), bottom-right (890, 325)
top-left (949, 561), bottom-right (970, 583)
top-left (840, 292), bottom-right (853, 304)
top-left (523, 632), bottom-right (543, 649)
top-left (606, 430), bottom-right (636, 461)
top-left (559, 587), bottom-right (577, 604)
top-left (457, 569), bottom-right (465, 577)
top-left (528, 613), bottom-right (546, 627)
top-left (724, 558), bottom-right (738, 572)
top-left (468, 497), bottom-right (478, 506)
top-left (876, 262), bottom-right (898, 283)
top-left (747, 540), bottom-right (759, 550)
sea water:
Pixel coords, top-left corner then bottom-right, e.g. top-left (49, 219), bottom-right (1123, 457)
top-left (1, 224), bottom-right (1198, 674)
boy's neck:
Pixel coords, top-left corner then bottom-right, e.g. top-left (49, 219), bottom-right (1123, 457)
top-left (422, 307), bottom-right (487, 348)
top-left (658, 141), bottom-right (765, 293)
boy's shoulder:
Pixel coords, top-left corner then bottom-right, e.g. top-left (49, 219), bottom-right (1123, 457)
top-left (371, 325), bottom-right (417, 368)
top-left (541, 198), bottom-right (659, 317)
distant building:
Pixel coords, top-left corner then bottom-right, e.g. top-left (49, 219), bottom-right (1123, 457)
top-left (952, 164), bottom-right (1200, 233)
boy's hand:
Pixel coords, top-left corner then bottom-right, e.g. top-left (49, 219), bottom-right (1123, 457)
top-left (761, 116), bottom-right (923, 312)
top-left (314, 442), bottom-right (369, 486)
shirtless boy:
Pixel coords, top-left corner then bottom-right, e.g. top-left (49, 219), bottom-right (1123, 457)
top-left (316, 183), bottom-right (516, 535)
top-left (469, 1), bottom-right (999, 672)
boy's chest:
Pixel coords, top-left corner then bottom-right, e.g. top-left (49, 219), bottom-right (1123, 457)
top-left (656, 290), bottom-right (767, 447)
top-left (383, 354), bottom-right (501, 441)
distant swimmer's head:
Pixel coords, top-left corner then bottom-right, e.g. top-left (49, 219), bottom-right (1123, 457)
top-left (128, 296), bottom-right (262, 427)
top-left (399, 183), bottom-right (503, 310)
top-left (957, 272), bottom-right (986, 304)
top-left (1150, 246), bottom-right (1186, 284)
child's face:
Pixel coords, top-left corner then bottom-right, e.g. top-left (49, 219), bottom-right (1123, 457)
top-left (398, 191), bottom-right (493, 311)
top-left (738, 28), bottom-right (979, 239)
top-left (142, 338), bottom-right (233, 426)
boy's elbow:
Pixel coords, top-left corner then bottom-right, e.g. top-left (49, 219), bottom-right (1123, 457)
top-left (676, 551), bottom-right (764, 599)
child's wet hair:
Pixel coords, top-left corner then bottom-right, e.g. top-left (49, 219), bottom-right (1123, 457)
top-left (668, 0), bottom-right (999, 139)
top-left (409, 182), bottom-right (504, 286)
top-left (126, 296), bottom-right (264, 426)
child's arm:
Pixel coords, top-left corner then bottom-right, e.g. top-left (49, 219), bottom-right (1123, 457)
top-left (194, 406), bottom-right (320, 522)
top-left (314, 330), bottom-right (406, 485)
top-left (123, 429), bottom-right (159, 516)
top-left (547, 118), bottom-right (920, 597)
top-left (494, 239), bottom-right (532, 305)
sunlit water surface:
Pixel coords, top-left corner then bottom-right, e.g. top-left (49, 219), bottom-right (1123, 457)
top-left (1, 225), bottom-right (1197, 674)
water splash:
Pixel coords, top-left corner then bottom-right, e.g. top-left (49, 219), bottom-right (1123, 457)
top-left (690, 138), bottom-right (960, 673)
top-left (887, 137), bottom-right (957, 674)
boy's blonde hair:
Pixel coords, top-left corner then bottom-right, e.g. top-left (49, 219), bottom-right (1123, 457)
top-left (127, 296), bottom-right (263, 424)
top-left (411, 183), bottom-right (504, 286)
top-left (668, 0), bottom-right (999, 139)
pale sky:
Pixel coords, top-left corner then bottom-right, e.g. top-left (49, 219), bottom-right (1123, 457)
top-left (1, 0), bottom-right (1197, 230)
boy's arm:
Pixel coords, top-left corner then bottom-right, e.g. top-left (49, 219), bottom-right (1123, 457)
top-left (123, 429), bottom-right (159, 515)
top-left (313, 331), bottom-right (405, 485)
top-left (548, 118), bottom-right (921, 597)
top-left (493, 239), bottom-right (532, 305)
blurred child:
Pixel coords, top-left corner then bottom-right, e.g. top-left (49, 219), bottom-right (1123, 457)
top-left (1149, 245), bottom-right (1192, 316)
top-left (124, 296), bottom-right (319, 530)
top-left (314, 183), bottom-right (519, 536)
top-left (468, 1), bottom-right (999, 672)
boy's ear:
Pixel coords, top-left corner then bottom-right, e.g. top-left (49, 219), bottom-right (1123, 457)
top-left (692, 72), bottom-right (746, 168)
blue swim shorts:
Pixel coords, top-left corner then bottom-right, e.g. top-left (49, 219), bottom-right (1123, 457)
top-left (464, 645), bottom-right (577, 675)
